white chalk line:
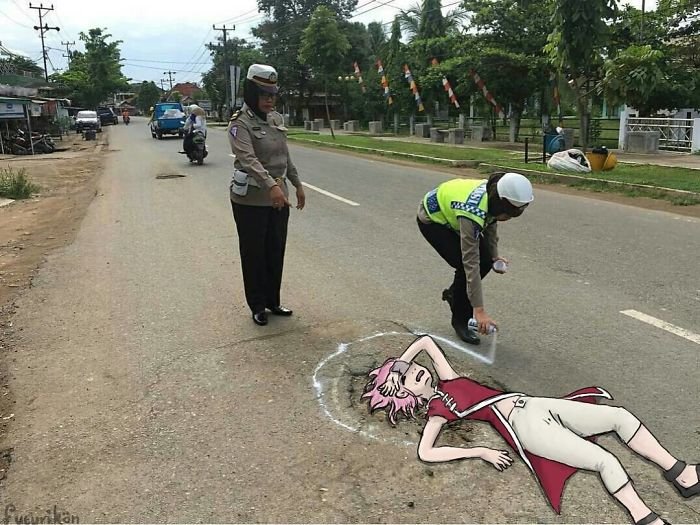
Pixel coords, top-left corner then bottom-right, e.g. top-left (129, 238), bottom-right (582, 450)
top-left (302, 182), bottom-right (360, 207)
top-left (312, 329), bottom-right (496, 445)
top-left (620, 309), bottom-right (700, 345)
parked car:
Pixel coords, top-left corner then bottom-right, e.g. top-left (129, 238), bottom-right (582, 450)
top-left (75, 111), bottom-right (102, 133)
top-left (97, 107), bottom-right (118, 125)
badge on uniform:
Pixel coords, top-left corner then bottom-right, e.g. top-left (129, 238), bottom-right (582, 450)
top-left (230, 126), bottom-right (238, 139)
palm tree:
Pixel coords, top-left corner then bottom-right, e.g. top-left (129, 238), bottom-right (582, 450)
top-left (398, 0), bottom-right (466, 42)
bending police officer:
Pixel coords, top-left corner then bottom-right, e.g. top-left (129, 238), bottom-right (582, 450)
top-left (417, 172), bottom-right (533, 344)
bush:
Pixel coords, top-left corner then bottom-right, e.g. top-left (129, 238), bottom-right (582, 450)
top-left (0, 167), bottom-right (40, 199)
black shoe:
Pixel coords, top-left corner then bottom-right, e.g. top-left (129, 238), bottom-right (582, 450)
top-left (664, 460), bottom-right (700, 499)
top-left (453, 324), bottom-right (480, 345)
top-left (635, 512), bottom-right (671, 525)
top-left (268, 305), bottom-right (293, 316)
top-left (252, 311), bottom-right (268, 326)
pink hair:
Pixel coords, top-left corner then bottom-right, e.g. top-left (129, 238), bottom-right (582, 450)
top-left (362, 358), bottom-right (425, 425)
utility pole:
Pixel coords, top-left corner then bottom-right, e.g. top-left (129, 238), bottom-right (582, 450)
top-left (61, 40), bottom-right (75, 66)
top-left (30, 3), bottom-right (60, 82)
top-left (640, 0), bottom-right (646, 43)
top-left (163, 70), bottom-right (176, 91)
top-left (212, 24), bottom-right (234, 116)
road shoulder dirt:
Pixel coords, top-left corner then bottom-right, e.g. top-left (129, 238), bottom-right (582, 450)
top-left (0, 131), bottom-right (108, 481)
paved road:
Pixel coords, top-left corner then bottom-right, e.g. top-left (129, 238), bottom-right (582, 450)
top-left (1, 118), bottom-right (698, 523)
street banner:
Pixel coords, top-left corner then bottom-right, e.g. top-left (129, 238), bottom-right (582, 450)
top-left (403, 64), bottom-right (424, 112)
top-left (230, 66), bottom-right (242, 107)
top-left (469, 69), bottom-right (504, 118)
top-left (353, 62), bottom-right (366, 93)
top-left (375, 60), bottom-right (393, 105)
top-left (431, 58), bottom-right (460, 109)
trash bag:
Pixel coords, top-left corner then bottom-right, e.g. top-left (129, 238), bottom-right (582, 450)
top-left (547, 148), bottom-right (592, 173)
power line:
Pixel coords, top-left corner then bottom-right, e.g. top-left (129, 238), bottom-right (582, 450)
top-left (163, 70), bottom-right (176, 90)
top-left (61, 40), bottom-right (75, 65)
top-left (0, 8), bottom-right (33, 29)
top-left (29, 2), bottom-right (60, 82)
top-left (212, 23), bottom-right (236, 111)
top-left (9, 0), bottom-right (34, 22)
top-left (216, 7), bottom-right (259, 25)
top-left (123, 57), bottom-right (212, 65)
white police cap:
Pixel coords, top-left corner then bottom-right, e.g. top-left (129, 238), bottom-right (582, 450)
top-left (247, 64), bottom-right (279, 93)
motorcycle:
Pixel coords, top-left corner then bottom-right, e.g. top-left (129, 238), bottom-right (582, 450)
top-left (186, 129), bottom-right (208, 165)
top-left (123, 114), bottom-right (130, 125)
top-left (13, 129), bottom-right (55, 154)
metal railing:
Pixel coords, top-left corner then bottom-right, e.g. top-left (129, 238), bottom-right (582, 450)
top-left (627, 117), bottom-right (694, 152)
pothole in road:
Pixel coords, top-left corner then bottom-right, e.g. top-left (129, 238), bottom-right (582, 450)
top-left (314, 330), bottom-right (478, 447)
top-left (155, 174), bottom-right (186, 179)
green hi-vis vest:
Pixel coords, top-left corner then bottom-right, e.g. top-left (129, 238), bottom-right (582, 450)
top-left (423, 178), bottom-right (489, 231)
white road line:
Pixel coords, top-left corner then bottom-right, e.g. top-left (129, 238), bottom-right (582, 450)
top-left (620, 309), bottom-right (700, 345)
top-left (223, 163), bottom-right (360, 207)
top-left (302, 182), bottom-right (360, 207)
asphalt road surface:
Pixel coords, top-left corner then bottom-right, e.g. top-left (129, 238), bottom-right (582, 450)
top-left (1, 118), bottom-right (698, 523)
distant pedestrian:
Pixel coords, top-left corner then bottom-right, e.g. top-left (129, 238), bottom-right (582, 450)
top-left (227, 64), bottom-right (306, 326)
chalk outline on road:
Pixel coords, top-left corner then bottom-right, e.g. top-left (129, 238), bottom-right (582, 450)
top-left (620, 309), bottom-right (700, 345)
top-left (312, 329), bottom-right (495, 446)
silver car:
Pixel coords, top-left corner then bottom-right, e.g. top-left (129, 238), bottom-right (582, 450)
top-left (75, 111), bottom-right (102, 133)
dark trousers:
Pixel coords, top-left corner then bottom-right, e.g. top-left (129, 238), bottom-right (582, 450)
top-left (183, 132), bottom-right (193, 154)
top-left (232, 202), bottom-right (290, 314)
top-left (417, 218), bottom-right (492, 326)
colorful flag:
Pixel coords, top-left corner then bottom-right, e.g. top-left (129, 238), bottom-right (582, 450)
top-left (469, 69), bottom-right (504, 118)
top-left (431, 58), bottom-right (460, 109)
top-left (376, 60), bottom-right (393, 105)
top-left (403, 64), bottom-right (424, 112)
top-left (353, 61), bottom-right (366, 93)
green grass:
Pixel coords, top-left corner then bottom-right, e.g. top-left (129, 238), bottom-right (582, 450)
top-left (289, 133), bottom-right (700, 202)
top-left (492, 160), bottom-right (700, 194)
top-left (0, 167), bottom-right (40, 199)
top-left (478, 164), bottom-right (700, 206)
top-left (289, 133), bottom-right (520, 162)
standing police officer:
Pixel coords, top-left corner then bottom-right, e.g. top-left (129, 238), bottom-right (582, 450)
top-left (417, 172), bottom-right (533, 344)
top-left (227, 64), bottom-right (306, 326)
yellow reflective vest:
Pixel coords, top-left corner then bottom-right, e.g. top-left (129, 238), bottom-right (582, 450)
top-left (423, 178), bottom-right (490, 231)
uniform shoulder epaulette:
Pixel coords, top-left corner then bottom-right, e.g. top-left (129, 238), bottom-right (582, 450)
top-left (229, 110), bottom-right (241, 122)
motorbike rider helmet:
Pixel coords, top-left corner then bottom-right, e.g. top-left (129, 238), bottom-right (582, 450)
top-left (496, 172), bottom-right (534, 207)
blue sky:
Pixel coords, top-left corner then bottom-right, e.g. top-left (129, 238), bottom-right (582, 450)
top-left (0, 0), bottom-right (658, 87)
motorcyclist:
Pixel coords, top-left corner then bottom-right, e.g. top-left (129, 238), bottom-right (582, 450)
top-left (121, 108), bottom-right (130, 124)
top-left (182, 104), bottom-right (207, 157)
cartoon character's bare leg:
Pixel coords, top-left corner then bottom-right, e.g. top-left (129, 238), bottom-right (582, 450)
top-left (509, 398), bottom-right (669, 524)
top-left (626, 425), bottom-right (699, 497)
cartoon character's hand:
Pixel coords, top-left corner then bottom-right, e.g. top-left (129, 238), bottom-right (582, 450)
top-left (378, 372), bottom-right (401, 396)
top-left (480, 448), bottom-right (513, 471)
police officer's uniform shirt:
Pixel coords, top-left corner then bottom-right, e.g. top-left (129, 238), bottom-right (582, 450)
top-left (418, 203), bottom-right (498, 308)
top-left (227, 104), bottom-right (301, 206)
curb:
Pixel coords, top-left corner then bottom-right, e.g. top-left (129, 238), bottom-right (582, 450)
top-left (479, 163), bottom-right (700, 197)
top-left (0, 198), bottom-right (14, 208)
top-left (289, 137), bottom-right (480, 167)
top-left (289, 137), bottom-right (699, 200)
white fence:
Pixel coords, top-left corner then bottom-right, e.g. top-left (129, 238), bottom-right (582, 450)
top-left (624, 117), bottom-right (696, 152)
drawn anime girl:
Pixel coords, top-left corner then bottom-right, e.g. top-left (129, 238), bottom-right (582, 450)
top-left (363, 335), bottom-right (698, 525)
